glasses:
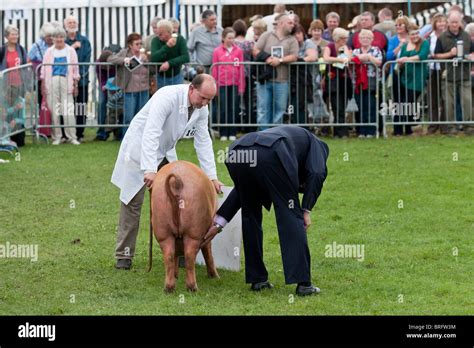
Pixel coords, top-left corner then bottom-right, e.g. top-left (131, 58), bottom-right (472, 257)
top-left (395, 24), bottom-right (405, 27)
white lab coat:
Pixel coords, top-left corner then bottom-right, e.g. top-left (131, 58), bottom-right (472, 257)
top-left (111, 84), bottom-right (218, 205)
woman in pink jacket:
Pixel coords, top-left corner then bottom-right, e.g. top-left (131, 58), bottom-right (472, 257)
top-left (41, 27), bottom-right (81, 145)
top-left (212, 27), bottom-right (245, 141)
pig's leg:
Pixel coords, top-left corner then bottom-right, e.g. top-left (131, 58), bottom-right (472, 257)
top-left (159, 236), bottom-right (176, 293)
top-left (183, 237), bottom-right (201, 292)
top-left (201, 243), bottom-right (219, 279)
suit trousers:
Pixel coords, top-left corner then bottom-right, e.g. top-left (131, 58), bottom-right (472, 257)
top-left (226, 143), bottom-right (311, 284)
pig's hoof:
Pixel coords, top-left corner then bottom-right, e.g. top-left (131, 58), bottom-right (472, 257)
top-left (164, 286), bottom-right (176, 294)
top-left (208, 272), bottom-right (220, 279)
top-left (186, 285), bottom-right (198, 292)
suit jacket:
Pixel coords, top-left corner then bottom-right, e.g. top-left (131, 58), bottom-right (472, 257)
top-left (219, 126), bottom-right (329, 221)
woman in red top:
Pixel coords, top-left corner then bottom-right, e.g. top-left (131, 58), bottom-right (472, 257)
top-left (211, 27), bottom-right (245, 141)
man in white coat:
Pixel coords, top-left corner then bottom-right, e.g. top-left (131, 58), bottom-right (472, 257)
top-left (111, 74), bottom-right (223, 270)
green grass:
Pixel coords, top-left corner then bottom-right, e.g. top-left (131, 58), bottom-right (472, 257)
top-left (0, 131), bottom-right (473, 315)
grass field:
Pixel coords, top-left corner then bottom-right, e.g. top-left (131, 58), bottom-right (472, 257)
top-left (0, 131), bottom-right (473, 315)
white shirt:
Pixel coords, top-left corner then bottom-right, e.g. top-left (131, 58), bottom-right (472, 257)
top-left (111, 84), bottom-right (218, 204)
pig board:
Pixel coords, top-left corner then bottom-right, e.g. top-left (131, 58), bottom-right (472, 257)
top-left (196, 186), bottom-right (242, 271)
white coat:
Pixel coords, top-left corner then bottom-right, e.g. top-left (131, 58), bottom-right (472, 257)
top-left (111, 84), bottom-right (218, 205)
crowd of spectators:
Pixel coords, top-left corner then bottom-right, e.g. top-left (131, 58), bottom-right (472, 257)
top-left (1, 4), bottom-right (474, 147)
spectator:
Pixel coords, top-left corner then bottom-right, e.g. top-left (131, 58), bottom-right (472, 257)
top-left (308, 19), bottom-right (330, 133)
top-left (426, 14), bottom-right (447, 135)
top-left (387, 16), bottom-right (410, 63)
top-left (182, 22), bottom-right (203, 81)
top-left (64, 15), bottom-right (91, 143)
top-left (1, 25), bottom-right (28, 147)
top-left (466, 23), bottom-right (474, 113)
top-left (211, 27), bottom-right (245, 141)
top-left (349, 11), bottom-right (388, 54)
top-left (170, 18), bottom-right (180, 34)
top-left (290, 23), bottom-right (317, 126)
top-left (322, 12), bottom-right (340, 42)
top-left (40, 27), bottom-right (81, 145)
top-left (28, 22), bottom-right (55, 107)
top-left (262, 4), bottom-right (287, 33)
top-left (323, 27), bottom-right (353, 138)
top-left (233, 19), bottom-right (254, 62)
top-left (434, 11), bottom-right (473, 135)
top-left (348, 15), bottom-right (362, 35)
top-left (393, 24), bottom-right (429, 136)
top-left (233, 19), bottom-right (256, 132)
top-left (251, 18), bottom-right (267, 42)
top-left (187, 10), bottom-right (223, 68)
top-left (309, 19), bottom-right (329, 54)
top-left (253, 13), bottom-right (298, 130)
top-left (374, 7), bottom-right (396, 39)
top-left (108, 33), bottom-right (150, 140)
top-left (352, 29), bottom-right (383, 138)
top-left (143, 16), bottom-right (162, 52)
top-left (1, 84), bottom-right (26, 148)
top-left (150, 19), bottom-right (189, 89)
top-left (95, 46), bottom-right (119, 141)
top-left (245, 15), bottom-right (263, 41)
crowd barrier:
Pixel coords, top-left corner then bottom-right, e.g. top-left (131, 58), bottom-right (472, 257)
top-left (1, 58), bottom-right (473, 147)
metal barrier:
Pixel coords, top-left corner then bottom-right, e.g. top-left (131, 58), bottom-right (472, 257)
top-left (0, 63), bottom-right (35, 153)
top-left (381, 59), bottom-right (474, 136)
top-left (9, 58), bottom-right (474, 145)
top-left (210, 61), bottom-right (381, 138)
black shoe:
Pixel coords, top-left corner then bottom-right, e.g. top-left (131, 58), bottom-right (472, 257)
top-left (115, 259), bottom-right (132, 270)
top-left (250, 280), bottom-right (274, 291)
top-left (296, 283), bottom-right (320, 296)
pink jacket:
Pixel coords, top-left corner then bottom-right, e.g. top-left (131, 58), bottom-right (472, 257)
top-left (40, 44), bottom-right (80, 95)
top-left (211, 44), bottom-right (245, 95)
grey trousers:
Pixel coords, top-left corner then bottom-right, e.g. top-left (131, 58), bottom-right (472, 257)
top-left (115, 159), bottom-right (169, 259)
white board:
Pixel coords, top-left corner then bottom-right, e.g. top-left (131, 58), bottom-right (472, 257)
top-left (196, 186), bottom-right (242, 272)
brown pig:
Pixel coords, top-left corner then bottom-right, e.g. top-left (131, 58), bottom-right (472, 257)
top-left (151, 160), bottom-right (219, 293)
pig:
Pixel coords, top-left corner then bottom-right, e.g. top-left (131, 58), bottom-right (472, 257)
top-left (151, 160), bottom-right (219, 293)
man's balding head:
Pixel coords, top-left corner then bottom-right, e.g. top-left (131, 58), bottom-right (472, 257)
top-left (189, 74), bottom-right (217, 108)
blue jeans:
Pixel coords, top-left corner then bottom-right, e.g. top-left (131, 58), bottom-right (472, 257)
top-left (256, 81), bottom-right (289, 130)
top-left (96, 89), bottom-right (108, 139)
top-left (156, 72), bottom-right (184, 90)
top-left (122, 90), bottom-right (149, 139)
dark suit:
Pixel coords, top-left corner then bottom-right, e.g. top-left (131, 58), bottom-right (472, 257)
top-left (218, 126), bottom-right (329, 284)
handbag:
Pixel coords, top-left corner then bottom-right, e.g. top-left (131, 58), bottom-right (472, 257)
top-left (38, 99), bottom-right (51, 137)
